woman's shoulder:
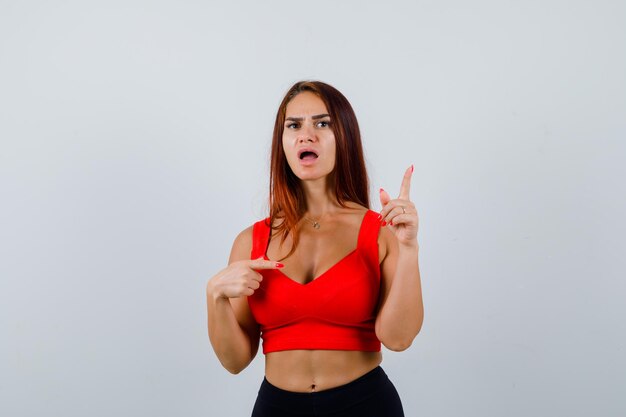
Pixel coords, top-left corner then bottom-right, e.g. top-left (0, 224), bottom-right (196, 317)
top-left (340, 200), bottom-right (369, 212)
top-left (230, 216), bottom-right (271, 261)
top-left (234, 216), bottom-right (270, 241)
top-left (229, 224), bottom-right (254, 260)
top-left (235, 224), bottom-right (255, 240)
top-left (340, 202), bottom-right (375, 220)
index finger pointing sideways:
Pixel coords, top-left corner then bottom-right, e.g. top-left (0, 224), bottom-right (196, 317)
top-left (249, 258), bottom-right (284, 270)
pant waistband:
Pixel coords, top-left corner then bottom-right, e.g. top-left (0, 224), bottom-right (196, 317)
top-left (258, 366), bottom-right (388, 411)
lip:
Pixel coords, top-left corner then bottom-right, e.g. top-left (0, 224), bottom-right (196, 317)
top-left (297, 147), bottom-right (319, 159)
top-left (299, 156), bottom-right (318, 167)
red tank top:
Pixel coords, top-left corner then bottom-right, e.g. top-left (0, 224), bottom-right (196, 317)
top-left (247, 209), bottom-right (382, 354)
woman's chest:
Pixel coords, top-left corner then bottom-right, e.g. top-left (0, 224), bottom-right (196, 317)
top-left (251, 251), bottom-right (380, 327)
top-left (266, 230), bottom-right (358, 285)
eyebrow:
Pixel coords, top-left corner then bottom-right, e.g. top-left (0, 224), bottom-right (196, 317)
top-left (285, 113), bottom-right (330, 122)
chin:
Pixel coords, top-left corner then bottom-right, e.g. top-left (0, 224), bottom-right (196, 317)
top-left (296, 172), bottom-right (319, 180)
top-left (289, 160), bottom-right (334, 182)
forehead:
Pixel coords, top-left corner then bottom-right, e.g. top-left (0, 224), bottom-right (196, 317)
top-left (285, 92), bottom-right (328, 116)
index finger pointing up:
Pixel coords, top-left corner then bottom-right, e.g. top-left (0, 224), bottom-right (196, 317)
top-left (398, 164), bottom-right (413, 199)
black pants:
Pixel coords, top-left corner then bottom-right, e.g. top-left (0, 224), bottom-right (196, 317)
top-left (251, 366), bottom-right (405, 417)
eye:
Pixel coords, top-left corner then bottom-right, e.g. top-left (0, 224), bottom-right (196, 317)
top-left (317, 120), bottom-right (330, 128)
top-left (286, 122), bottom-right (299, 129)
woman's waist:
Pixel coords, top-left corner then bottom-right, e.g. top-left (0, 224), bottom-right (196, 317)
top-left (264, 349), bottom-right (382, 393)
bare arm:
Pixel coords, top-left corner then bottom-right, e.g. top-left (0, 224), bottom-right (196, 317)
top-left (206, 226), bottom-right (281, 374)
top-left (375, 226), bottom-right (423, 351)
top-left (374, 166), bottom-right (424, 351)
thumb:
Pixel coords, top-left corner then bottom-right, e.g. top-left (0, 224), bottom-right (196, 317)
top-left (379, 188), bottom-right (391, 207)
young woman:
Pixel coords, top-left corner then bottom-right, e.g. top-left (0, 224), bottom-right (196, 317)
top-left (206, 80), bottom-right (424, 417)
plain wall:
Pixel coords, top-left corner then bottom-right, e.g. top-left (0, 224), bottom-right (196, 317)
top-left (1, 0), bottom-right (624, 416)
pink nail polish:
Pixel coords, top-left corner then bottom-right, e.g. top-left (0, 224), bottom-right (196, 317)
top-left (379, 188), bottom-right (384, 193)
top-left (410, 164), bottom-right (414, 173)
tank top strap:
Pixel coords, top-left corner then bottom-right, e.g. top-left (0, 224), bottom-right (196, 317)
top-left (250, 217), bottom-right (271, 259)
top-left (357, 210), bottom-right (382, 269)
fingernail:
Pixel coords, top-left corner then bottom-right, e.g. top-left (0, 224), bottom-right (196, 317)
top-left (410, 164), bottom-right (414, 173)
top-left (390, 220), bottom-right (394, 226)
top-left (377, 213), bottom-right (382, 220)
top-left (382, 221), bottom-right (387, 226)
top-left (379, 188), bottom-right (384, 193)
top-left (275, 262), bottom-right (284, 268)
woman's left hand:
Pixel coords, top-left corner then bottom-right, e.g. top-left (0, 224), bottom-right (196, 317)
top-left (378, 165), bottom-right (419, 247)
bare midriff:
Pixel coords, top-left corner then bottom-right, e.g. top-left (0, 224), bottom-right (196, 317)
top-left (264, 349), bottom-right (383, 393)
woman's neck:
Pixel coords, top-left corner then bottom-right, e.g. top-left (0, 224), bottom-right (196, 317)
top-left (300, 177), bottom-right (339, 218)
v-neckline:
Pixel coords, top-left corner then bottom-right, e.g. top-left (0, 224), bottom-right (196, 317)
top-left (262, 210), bottom-right (370, 287)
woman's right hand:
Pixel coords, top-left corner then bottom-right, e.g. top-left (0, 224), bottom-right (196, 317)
top-left (207, 257), bottom-right (284, 299)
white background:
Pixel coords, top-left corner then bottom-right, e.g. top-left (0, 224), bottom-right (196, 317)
top-left (1, 1), bottom-right (624, 416)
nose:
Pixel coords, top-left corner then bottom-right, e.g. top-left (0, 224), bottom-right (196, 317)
top-left (297, 124), bottom-right (317, 143)
top-left (297, 132), bottom-right (316, 143)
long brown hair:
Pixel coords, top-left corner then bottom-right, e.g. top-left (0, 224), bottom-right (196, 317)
top-left (268, 80), bottom-right (370, 261)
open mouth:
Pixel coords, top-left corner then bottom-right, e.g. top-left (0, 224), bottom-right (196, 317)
top-left (299, 151), bottom-right (318, 160)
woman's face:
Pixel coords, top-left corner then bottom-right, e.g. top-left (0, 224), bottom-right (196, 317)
top-left (282, 91), bottom-right (336, 182)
